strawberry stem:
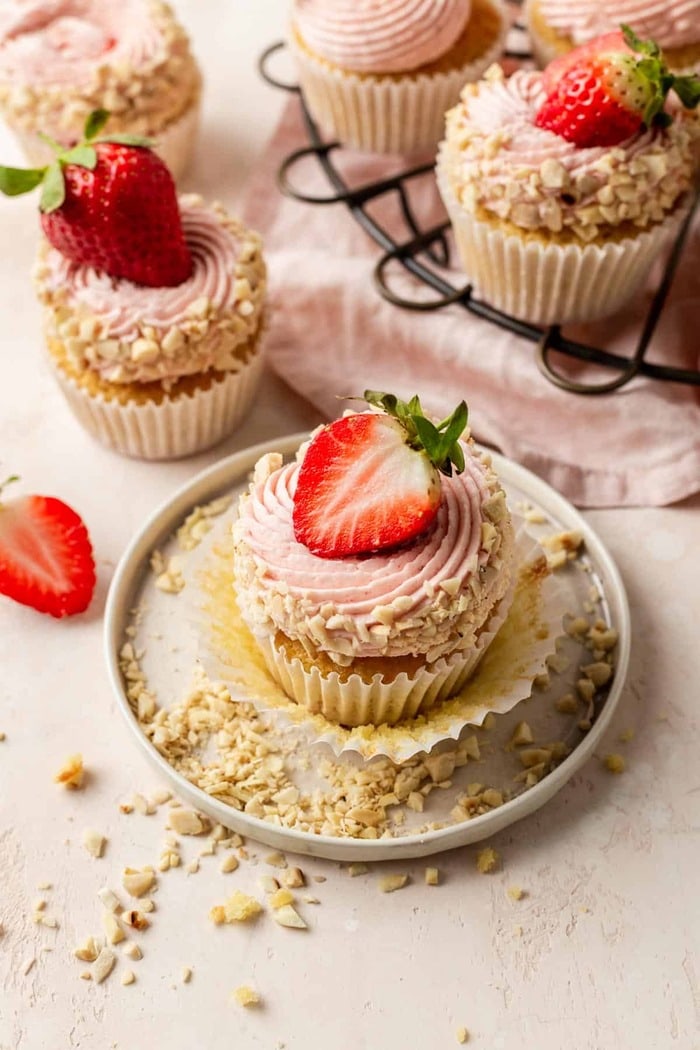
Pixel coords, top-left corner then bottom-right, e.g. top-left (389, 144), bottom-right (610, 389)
top-left (362, 390), bottom-right (469, 477)
top-left (620, 24), bottom-right (700, 127)
top-left (0, 474), bottom-right (20, 501)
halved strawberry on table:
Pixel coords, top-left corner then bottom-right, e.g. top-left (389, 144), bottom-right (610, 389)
top-left (292, 391), bottom-right (469, 558)
top-left (0, 108), bottom-right (192, 287)
top-left (0, 476), bottom-right (96, 618)
top-left (535, 25), bottom-right (700, 148)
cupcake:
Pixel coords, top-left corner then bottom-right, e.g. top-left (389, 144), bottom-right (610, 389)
top-left (233, 392), bottom-right (515, 728)
top-left (1, 114), bottom-right (266, 460)
top-left (288, 0), bottom-right (507, 155)
top-left (436, 31), bottom-right (700, 326)
top-left (526, 0), bottom-right (700, 72)
top-left (0, 0), bottom-right (202, 179)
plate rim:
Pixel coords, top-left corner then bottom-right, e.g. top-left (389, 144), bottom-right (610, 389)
top-left (104, 434), bottom-right (631, 862)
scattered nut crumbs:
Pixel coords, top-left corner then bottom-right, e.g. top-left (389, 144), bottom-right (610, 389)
top-left (476, 848), bottom-right (500, 874)
top-left (0, 731), bottom-right (5, 741)
top-left (97, 887), bottom-right (121, 912)
top-left (182, 966), bottom-right (192, 983)
top-left (102, 912), bottom-right (125, 945)
top-left (123, 943), bottom-right (142, 961)
top-left (220, 854), bottom-right (239, 874)
top-left (618, 728), bottom-right (634, 743)
top-left (233, 985), bottom-right (261, 1007)
top-left (168, 808), bottom-right (207, 835)
top-left (83, 829), bottom-right (106, 859)
top-left (121, 909), bottom-right (150, 930)
top-left (507, 886), bottom-right (525, 901)
top-left (74, 936), bottom-right (99, 963)
top-left (279, 867), bottom-right (305, 888)
top-left (348, 863), bottom-right (368, 877)
top-left (54, 754), bottom-right (84, 789)
top-left (121, 970), bottom-right (136, 986)
top-left (508, 721), bottom-right (533, 748)
top-left (93, 947), bottom-right (116, 984)
top-left (269, 888), bottom-right (294, 910)
top-left (425, 868), bottom-right (440, 886)
top-left (122, 868), bottom-right (156, 898)
top-left (378, 874), bottom-right (409, 893)
top-left (264, 852), bottom-right (287, 868)
top-left (273, 904), bottom-right (307, 929)
top-left (603, 753), bottom-right (626, 774)
top-left (456, 1027), bottom-right (470, 1044)
top-left (210, 891), bottom-right (263, 925)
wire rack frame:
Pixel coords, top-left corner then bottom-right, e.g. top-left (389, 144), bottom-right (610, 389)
top-left (258, 36), bottom-right (700, 397)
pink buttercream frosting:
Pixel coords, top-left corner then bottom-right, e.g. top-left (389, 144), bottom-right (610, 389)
top-left (233, 433), bottom-right (514, 666)
top-left (0, 0), bottom-right (162, 86)
top-left (534, 0), bottom-right (700, 50)
top-left (292, 0), bottom-right (473, 74)
top-left (440, 67), bottom-right (698, 238)
top-left (34, 195), bottom-right (266, 385)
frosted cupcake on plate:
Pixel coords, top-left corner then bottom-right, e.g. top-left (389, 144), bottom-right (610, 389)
top-left (233, 391), bottom-right (515, 728)
top-left (525, 0), bottom-right (700, 72)
top-left (436, 28), bottom-right (700, 326)
top-left (289, 0), bottom-right (507, 154)
top-left (0, 0), bottom-right (201, 179)
top-left (0, 112), bottom-right (266, 460)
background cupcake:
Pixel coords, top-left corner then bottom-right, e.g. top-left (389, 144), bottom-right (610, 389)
top-left (437, 32), bottom-right (700, 326)
top-left (1, 115), bottom-right (266, 460)
top-left (233, 393), bottom-right (515, 728)
top-left (289, 0), bottom-right (507, 154)
top-left (0, 0), bottom-right (202, 179)
top-left (525, 0), bottom-right (700, 71)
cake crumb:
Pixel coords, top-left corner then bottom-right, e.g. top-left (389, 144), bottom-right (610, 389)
top-left (476, 847), bottom-right (500, 874)
top-left (603, 753), bottom-right (626, 774)
top-left (456, 1026), bottom-right (470, 1043)
top-left (378, 874), bottom-right (409, 893)
top-left (425, 867), bottom-right (440, 886)
top-left (233, 985), bottom-right (261, 1007)
top-left (210, 891), bottom-right (263, 925)
top-left (54, 754), bottom-right (84, 789)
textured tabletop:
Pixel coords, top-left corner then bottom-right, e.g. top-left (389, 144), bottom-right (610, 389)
top-left (0, 3), bottom-right (699, 1049)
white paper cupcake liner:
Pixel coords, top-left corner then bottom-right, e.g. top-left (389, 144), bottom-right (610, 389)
top-left (256, 576), bottom-right (515, 728)
top-left (289, 1), bottom-right (507, 154)
top-left (9, 97), bottom-right (200, 182)
top-left (200, 524), bottom-right (568, 763)
top-left (49, 346), bottom-right (265, 461)
top-left (436, 154), bottom-right (687, 325)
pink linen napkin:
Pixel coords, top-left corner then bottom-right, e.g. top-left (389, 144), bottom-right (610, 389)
top-left (242, 99), bottom-right (700, 508)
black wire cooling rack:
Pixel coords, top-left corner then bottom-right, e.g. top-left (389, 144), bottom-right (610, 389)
top-left (258, 30), bottom-right (700, 397)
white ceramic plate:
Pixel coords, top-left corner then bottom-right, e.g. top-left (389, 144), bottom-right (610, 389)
top-left (104, 435), bottom-right (630, 861)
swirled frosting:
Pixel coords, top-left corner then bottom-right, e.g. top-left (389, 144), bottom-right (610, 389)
top-left (34, 195), bottom-right (267, 385)
top-left (440, 66), bottom-right (698, 240)
top-left (535, 0), bottom-right (700, 50)
top-left (233, 432), bottom-right (514, 666)
top-left (0, 0), bottom-right (162, 86)
top-left (292, 0), bottom-right (473, 73)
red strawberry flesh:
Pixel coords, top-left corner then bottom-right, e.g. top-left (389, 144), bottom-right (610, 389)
top-left (40, 142), bottom-right (192, 287)
top-left (0, 495), bottom-right (96, 618)
top-left (292, 415), bottom-right (442, 558)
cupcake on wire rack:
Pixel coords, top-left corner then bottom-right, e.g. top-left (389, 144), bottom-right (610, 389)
top-left (436, 27), bottom-right (700, 326)
top-left (288, 0), bottom-right (508, 154)
top-left (0, 0), bottom-right (202, 179)
top-left (0, 111), bottom-right (267, 460)
top-left (233, 391), bottom-right (515, 728)
top-left (525, 0), bottom-right (700, 72)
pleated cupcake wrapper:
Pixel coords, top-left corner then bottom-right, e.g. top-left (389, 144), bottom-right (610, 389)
top-left (200, 524), bottom-right (569, 764)
top-left (289, 2), bottom-right (507, 155)
top-left (49, 346), bottom-right (265, 461)
top-left (436, 154), bottom-right (687, 326)
top-left (256, 579), bottom-right (514, 729)
top-left (9, 97), bottom-right (200, 181)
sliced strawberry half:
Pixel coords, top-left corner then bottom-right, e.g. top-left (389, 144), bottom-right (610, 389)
top-left (292, 392), bottom-right (468, 558)
top-left (0, 478), bottom-right (96, 618)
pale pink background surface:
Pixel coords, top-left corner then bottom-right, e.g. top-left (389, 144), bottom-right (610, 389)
top-left (244, 99), bottom-right (700, 508)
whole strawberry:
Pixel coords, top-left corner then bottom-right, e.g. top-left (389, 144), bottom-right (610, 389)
top-left (292, 392), bottom-right (468, 558)
top-left (0, 109), bottom-right (192, 287)
top-left (0, 475), bottom-right (96, 618)
top-left (535, 25), bottom-right (700, 148)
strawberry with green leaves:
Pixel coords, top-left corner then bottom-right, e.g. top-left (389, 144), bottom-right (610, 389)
top-left (0, 109), bottom-right (192, 287)
top-left (292, 391), bottom-right (469, 558)
top-left (0, 476), bottom-right (96, 618)
top-left (535, 25), bottom-right (700, 148)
